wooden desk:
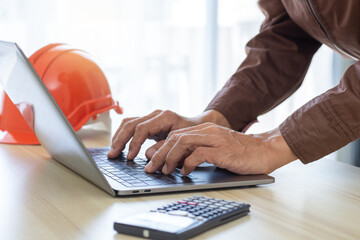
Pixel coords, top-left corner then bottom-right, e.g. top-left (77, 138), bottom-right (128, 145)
top-left (0, 128), bottom-right (359, 240)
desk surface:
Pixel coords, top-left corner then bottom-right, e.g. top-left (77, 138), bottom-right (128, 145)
top-left (0, 128), bottom-right (359, 240)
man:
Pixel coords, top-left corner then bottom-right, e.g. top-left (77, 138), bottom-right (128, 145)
top-left (108, 0), bottom-right (360, 176)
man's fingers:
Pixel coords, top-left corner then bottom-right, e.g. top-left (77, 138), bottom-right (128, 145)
top-left (145, 140), bottom-right (165, 159)
top-left (145, 136), bottom-right (177, 173)
top-left (127, 111), bottom-right (178, 159)
top-left (111, 117), bottom-right (137, 143)
top-left (181, 147), bottom-right (216, 175)
top-left (109, 110), bottom-right (212, 159)
top-left (109, 117), bottom-right (138, 157)
top-left (162, 134), bottom-right (214, 174)
top-left (108, 110), bottom-right (161, 158)
top-left (146, 128), bottom-right (221, 174)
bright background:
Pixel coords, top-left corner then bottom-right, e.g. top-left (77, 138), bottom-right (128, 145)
top-left (0, 0), bottom-right (357, 164)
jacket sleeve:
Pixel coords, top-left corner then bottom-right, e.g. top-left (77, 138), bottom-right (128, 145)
top-left (205, 0), bottom-right (321, 131)
top-left (280, 61), bottom-right (360, 163)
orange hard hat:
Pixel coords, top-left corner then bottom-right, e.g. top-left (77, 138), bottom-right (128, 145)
top-left (0, 43), bottom-right (122, 145)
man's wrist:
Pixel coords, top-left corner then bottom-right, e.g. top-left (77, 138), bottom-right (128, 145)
top-left (192, 110), bottom-right (231, 128)
top-left (263, 128), bottom-right (298, 171)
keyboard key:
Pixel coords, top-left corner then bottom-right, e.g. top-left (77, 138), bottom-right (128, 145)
top-left (129, 180), bottom-right (143, 184)
top-left (90, 148), bottom-right (204, 186)
top-left (121, 182), bottom-right (133, 187)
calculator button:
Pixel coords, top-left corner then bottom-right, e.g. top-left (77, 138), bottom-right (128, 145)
top-left (196, 216), bottom-right (205, 221)
top-left (168, 210), bottom-right (188, 216)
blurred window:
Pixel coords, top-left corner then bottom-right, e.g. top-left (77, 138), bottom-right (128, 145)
top-left (0, 0), bottom-right (334, 134)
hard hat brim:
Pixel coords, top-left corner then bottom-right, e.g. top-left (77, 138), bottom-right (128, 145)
top-left (0, 130), bottom-right (40, 145)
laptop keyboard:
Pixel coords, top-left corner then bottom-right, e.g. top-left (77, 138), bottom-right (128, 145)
top-left (88, 147), bottom-right (204, 188)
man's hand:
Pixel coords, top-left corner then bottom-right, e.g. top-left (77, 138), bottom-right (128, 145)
top-left (108, 110), bottom-right (230, 160)
top-left (145, 123), bottom-right (298, 175)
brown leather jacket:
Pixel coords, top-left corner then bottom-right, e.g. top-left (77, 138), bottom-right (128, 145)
top-left (206, 0), bottom-right (360, 164)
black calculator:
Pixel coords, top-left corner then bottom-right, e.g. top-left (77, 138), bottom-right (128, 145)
top-left (114, 195), bottom-right (250, 240)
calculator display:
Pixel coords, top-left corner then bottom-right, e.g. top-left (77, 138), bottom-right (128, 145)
top-left (119, 212), bottom-right (196, 233)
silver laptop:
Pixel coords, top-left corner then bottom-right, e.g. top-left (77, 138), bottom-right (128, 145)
top-left (0, 41), bottom-right (274, 196)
